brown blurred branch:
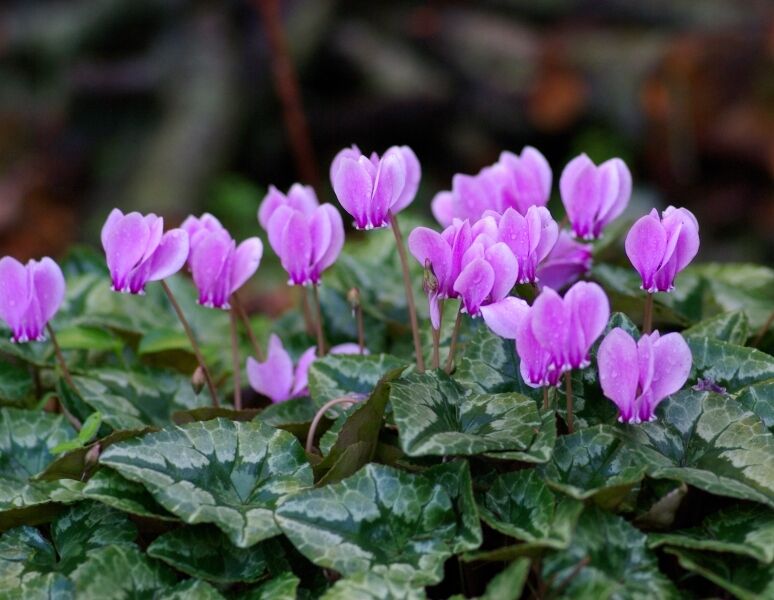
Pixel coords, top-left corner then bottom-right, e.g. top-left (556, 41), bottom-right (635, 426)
top-left (254, 0), bottom-right (320, 190)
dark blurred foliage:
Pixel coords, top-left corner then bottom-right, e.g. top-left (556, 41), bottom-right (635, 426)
top-left (0, 0), bottom-right (772, 282)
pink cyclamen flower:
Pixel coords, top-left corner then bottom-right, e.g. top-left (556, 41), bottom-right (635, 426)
top-left (330, 144), bottom-right (420, 229)
top-left (431, 146), bottom-right (551, 227)
top-left (480, 282), bottom-right (609, 387)
top-left (625, 206), bottom-right (699, 293)
top-left (260, 185), bottom-right (344, 286)
top-left (188, 226), bottom-right (263, 309)
top-left (246, 334), bottom-right (365, 403)
top-left (535, 231), bottom-right (592, 291)
top-left (560, 154), bottom-right (632, 240)
top-left (408, 217), bottom-right (518, 326)
top-left (598, 328), bottom-right (692, 423)
top-left (0, 257), bottom-right (65, 343)
top-left (101, 209), bottom-right (189, 294)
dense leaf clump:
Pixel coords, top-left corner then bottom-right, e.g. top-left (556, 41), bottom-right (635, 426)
top-left (0, 232), bottom-right (773, 598)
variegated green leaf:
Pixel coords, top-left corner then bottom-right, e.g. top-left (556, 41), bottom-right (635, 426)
top-left (81, 468), bottom-right (177, 521)
top-left (683, 310), bottom-right (749, 344)
top-left (147, 525), bottom-right (271, 583)
top-left (649, 505), bottom-right (774, 563)
top-left (0, 572), bottom-right (74, 600)
top-left (390, 371), bottom-right (544, 457)
top-left (0, 526), bottom-right (56, 588)
top-left (623, 390), bottom-right (774, 508)
top-left (163, 579), bottom-right (226, 600)
top-left (320, 571), bottom-right (427, 599)
top-left (425, 461), bottom-right (482, 553)
top-left (736, 379), bottom-right (774, 432)
top-left (540, 425), bottom-right (647, 507)
top-left (242, 571), bottom-right (299, 600)
top-left (0, 363), bottom-right (34, 408)
top-left (543, 506), bottom-right (679, 599)
top-left (477, 470), bottom-right (583, 550)
top-left (275, 463), bottom-right (461, 585)
top-left (100, 418), bottom-right (313, 547)
top-left (687, 337), bottom-right (774, 392)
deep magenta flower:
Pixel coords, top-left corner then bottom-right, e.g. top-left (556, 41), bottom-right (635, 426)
top-left (559, 154), bottom-right (631, 240)
top-left (258, 184), bottom-right (318, 229)
top-left (408, 218), bottom-right (518, 326)
top-left (625, 206), bottom-right (699, 293)
top-left (0, 257), bottom-right (65, 343)
top-left (188, 227), bottom-right (263, 310)
top-left (431, 146), bottom-right (551, 227)
top-left (330, 144), bottom-right (420, 229)
top-left (101, 209), bottom-right (189, 294)
top-left (481, 282), bottom-right (609, 387)
top-left (266, 202), bottom-right (344, 286)
top-left (535, 231), bottom-right (592, 290)
top-left (598, 328), bottom-right (692, 423)
top-left (246, 334), bottom-right (364, 403)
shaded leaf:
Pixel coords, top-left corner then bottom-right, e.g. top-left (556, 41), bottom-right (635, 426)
top-left (0, 526), bottom-right (56, 587)
top-left (51, 412), bottom-right (102, 454)
top-left (0, 572), bottom-right (74, 600)
top-left (163, 579), bottom-right (226, 600)
top-left (81, 468), bottom-right (177, 521)
top-left (390, 371), bottom-right (544, 457)
top-left (320, 571), bottom-right (427, 599)
top-left (54, 326), bottom-right (122, 352)
top-left (683, 310), bottom-right (749, 345)
top-left (425, 460), bottom-right (482, 553)
top-left (0, 363), bottom-right (34, 408)
top-left (100, 418), bottom-right (313, 547)
top-left (736, 379), bottom-right (774, 432)
top-left (482, 410), bottom-right (556, 464)
top-left (243, 571), bottom-right (299, 600)
top-left (687, 336), bottom-right (774, 393)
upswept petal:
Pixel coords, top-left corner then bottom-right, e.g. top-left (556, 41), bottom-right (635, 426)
top-left (190, 230), bottom-right (233, 306)
top-left (484, 242), bottom-right (518, 302)
top-left (454, 259), bottom-right (494, 316)
top-left (625, 212), bottom-right (668, 292)
top-left (146, 229), bottom-right (189, 283)
top-left (371, 150), bottom-right (406, 227)
top-left (559, 154), bottom-right (597, 237)
top-left (498, 208), bottom-right (529, 257)
top-left (636, 333), bottom-right (655, 395)
top-left (532, 206), bottom-right (559, 263)
top-left (597, 158), bottom-right (631, 227)
top-left (431, 191), bottom-right (455, 228)
top-left (314, 205), bottom-right (344, 276)
top-left (291, 347), bottom-right (318, 397)
top-left (309, 206), bottom-right (333, 265)
top-left (332, 157), bottom-right (373, 229)
top-left (480, 296), bottom-right (529, 339)
top-left (103, 212), bottom-right (150, 291)
top-left (287, 183), bottom-right (319, 215)
top-left (598, 328), bottom-right (640, 422)
top-left (515, 312), bottom-right (548, 387)
top-left (267, 205), bottom-right (294, 256)
top-left (0, 257), bottom-right (30, 336)
top-left (329, 144), bottom-right (361, 184)
top-left (662, 207), bottom-right (700, 273)
top-left (645, 332), bottom-right (692, 420)
top-left (258, 185), bottom-right (287, 229)
top-left (140, 214), bottom-right (164, 264)
top-left (246, 334), bottom-right (294, 403)
top-left (391, 145), bottom-right (421, 213)
top-left (230, 237), bottom-right (263, 294)
top-left (565, 281), bottom-right (609, 368)
top-left (280, 210), bottom-right (312, 285)
top-left (407, 227), bottom-right (452, 290)
top-left (100, 208), bottom-right (124, 251)
top-left (530, 287), bottom-right (569, 367)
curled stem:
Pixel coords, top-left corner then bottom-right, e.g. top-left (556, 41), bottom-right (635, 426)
top-left (445, 308), bottom-right (464, 374)
top-left (643, 292), bottom-right (654, 334)
top-left (229, 307), bottom-right (242, 410)
top-left (45, 324), bottom-right (82, 431)
top-left (389, 212), bottom-right (425, 373)
top-left (232, 293), bottom-right (263, 361)
top-left (312, 283), bottom-right (327, 357)
top-left (565, 371), bottom-right (574, 434)
top-left (305, 396), bottom-right (359, 454)
top-left (161, 281), bottom-right (219, 408)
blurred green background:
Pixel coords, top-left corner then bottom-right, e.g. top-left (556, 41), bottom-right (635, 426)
top-left (0, 0), bottom-right (772, 303)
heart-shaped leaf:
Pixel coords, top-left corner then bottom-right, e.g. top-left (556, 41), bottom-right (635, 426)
top-left (390, 371), bottom-right (544, 457)
top-left (736, 379), bottom-right (774, 433)
top-left (0, 363), bottom-right (34, 408)
top-left (687, 337), bottom-right (774, 393)
top-left (80, 468), bottom-right (177, 521)
top-left (622, 390), bottom-right (774, 508)
top-left (319, 571), bottom-right (427, 600)
top-left (242, 571), bottom-right (299, 600)
top-left (308, 353), bottom-right (406, 409)
top-left (100, 418), bottom-right (313, 547)
top-left (649, 505), bottom-right (774, 563)
top-left (542, 506), bottom-right (679, 599)
top-left (539, 425), bottom-right (647, 507)
top-left (425, 461), bottom-right (482, 553)
top-left (164, 579), bottom-right (226, 600)
top-left (683, 310), bottom-right (749, 344)
top-left (275, 463), bottom-right (462, 585)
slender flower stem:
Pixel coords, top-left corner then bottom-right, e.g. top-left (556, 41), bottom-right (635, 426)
top-left (229, 308), bottom-right (242, 410)
top-left (752, 308), bottom-right (774, 348)
top-left (300, 288), bottom-right (315, 337)
top-left (389, 212), bottom-right (425, 373)
top-left (45, 324), bottom-right (82, 431)
top-left (444, 307), bottom-right (464, 374)
top-left (564, 371), bottom-right (574, 434)
top-left (643, 292), bottom-right (654, 334)
top-left (160, 281), bottom-right (219, 408)
top-left (355, 302), bottom-right (365, 355)
top-left (305, 396), bottom-right (359, 454)
top-left (232, 293), bottom-right (263, 361)
top-left (432, 299), bottom-right (444, 370)
top-left (543, 386), bottom-right (549, 411)
top-left (311, 284), bottom-right (327, 357)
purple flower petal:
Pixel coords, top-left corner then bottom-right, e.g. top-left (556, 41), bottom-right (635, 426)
top-left (453, 258), bottom-right (494, 316)
top-left (596, 158), bottom-right (631, 230)
top-left (313, 205), bottom-right (344, 278)
top-left (146, 229), bottom-right (189, 283)
top-left (267, 205), bottom-right (294, 257)
top-left (565, 281), bottom-right (609, 368)
top-left (190, 230), bottom-right (234, 308)
top-left (531, 287), bottom-right (569, 368)
top-left (431, 191), bottom-right (455, 228)
top-left (485, 242), bottom-right (518, 302)
top-left (246, 334), bottom-right (294, 403)
top-left (291, 346), bottom-right (318, 397)
top-left (0, 257), bottom-right (30, 340)
top-left (332, 157), bottom-right (373, 229)
top-left (329, 144), bottom-right (361, 184)
top-left (230, 237), bottom-right (263, 294)
top-left (598, 327), bottom-right (640, 423)
top-left (407, 227), bottom-right (452, 291)
top-left (625, 212), bottom-right (668, 292)
top-left (391, 145), bottom-right (421, 213)
top-left (515, 311), bottom-right (549, 388)
top-left (280, 211), bottom-right (312, 285)
top-left (27, 258), bottom-right (65, 340)
top-left (102, 211), bottom-right (150, 292)
top-left (643, 332), bottom-right (692, 420)
top-left (309, 206), bottom-right (333, 266)
top-left (480, 296), bottom-right (529, 339)
top-left (330, 343), bottom-right (366, 355)
top-left (560, 154), bottom-right (598, 239)
top-left (371, 149), bottom-right (406, 228)
top-left (535, 231), bottom-right (592, 291)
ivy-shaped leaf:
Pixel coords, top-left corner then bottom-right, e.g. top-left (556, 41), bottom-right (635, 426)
top-left (308, 353), bottom-right (406, 409)
top-left (482, 410), bottom-right (556, 464)
top-left (390, 371), bottom-right (544, 457)
top-left (665, 547), bottom-right (774, 600)
top-left (649, 505), bottom-right (774, 563)
top-left (542, 506), bottom-right (679, 599)
top-left (0, 527), bottom-right (56, 588)
top-left (683, 310), bottom-right (749, 345)
top-left (686, 337), bottom-right (774, 392)
top-left (242, 571), bottom-right (300, 600)
top-left (622, 390), bottom-right (774, 508)
top-left (275, 463), bottom-right (462, 586)
top-left (0, 572), bottom-right (74, 600)
top-left (424, 461), bottom-right (482, 553)
top-left (320, 571), bottom-right (427, 600)
top-left (736, 379), bottom-right (774, 433)
top-left (147, 525), bottom-right (270, 583)
top-left (539, 425), bottom-right (647, 508)
top-left (100, 418), bottom-right (313, 547)
top-left (163, 579), bottom-right (226, 600)
top-left (477, 470), bottom-right (584, 550)
top-left (80, 468), bottom-right (177, 521)
top-left (0, 363), bottom-right (34, 408)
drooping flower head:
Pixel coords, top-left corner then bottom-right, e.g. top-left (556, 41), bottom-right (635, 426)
top-left (408, 216), bottom-right (518, 327)
top-left (187, 222), bottom-right (263, 310)
top-left (535, 231), bottom-right (592, 291)
top-left (480, 282), bottom-right (609, 388)
top-left (560, 154), bottom-right (632, 240)
top-left (246, 334), bottom-right (365, 403)
top-left (260, 185), bottom-right (344, 286)
top-left (0, 257), bottom-right (65, 343)
top-left (598, 328), bottom-right (692, 423)
top-left (330, 144), bottom-right (421, 229)
top-left (101, 209), bottom-right (189, 294)
top-left (431, 146), bottom-right (552, 227)
top-left (625, 206), bottom-right (699, 293)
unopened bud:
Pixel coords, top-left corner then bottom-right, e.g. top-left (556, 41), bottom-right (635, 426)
top-left (84, 443), bottom-right (101, 473)
top-left (423, 259), bottom-right (439, 296)
top-left (346, 287), bottom-right (361, 309)
top-left (192, 366), bottom-right (205, 394)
